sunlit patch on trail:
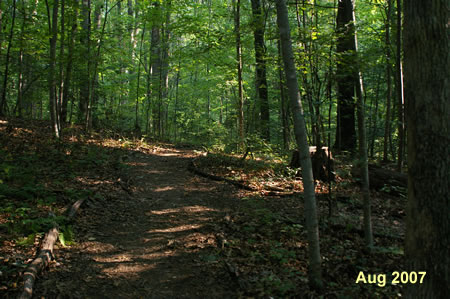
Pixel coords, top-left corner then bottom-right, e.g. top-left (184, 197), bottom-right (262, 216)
top-left (93, 254), bottom-right (133, 263)
top-left (154, 186), bottom-right (175, 192)
top-left (148, 224), bottom-right (203, 233)
top-left (148, 205), bottom-right (219, 215)
top-left (101, 263), bottom-right (156, 276)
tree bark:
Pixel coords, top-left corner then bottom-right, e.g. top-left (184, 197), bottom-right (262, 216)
top-left (275, 0), bottom-right (323, 290)
top-left (355, 51), bottom-right (373, 249)
top-left (403, 0), bottom-right (449, 297)
top-left (234, 0), bottom-right (245, 150)
top-left (46, 0), bottom-right (61, 138)
top-left (160, 0), bottom-right (171, 138)
top-left (334, 0), bottom-right (356, 152)
top-left (78, 0), bottom-right (91, 124)
top-left (251, 0), bottom-right (270, 141)
top-left (15, 0), bottom-right (26, 118)
top-left (349, 1), bottom-right (373, 248)
top-left (383, 0), bottom-right (393, 162)
top-left (277, 38), bottom-right (289, 151)
top-left (58, 0), bottom-right (66, 126)
top-left (150, 1), bottom-right (161, 137)
top-left (395, 0), bottom-right (405, 171)
top-left (62, 0), bottom-right (79, 123)
top-left (0, 0), bottom-right (16, 116)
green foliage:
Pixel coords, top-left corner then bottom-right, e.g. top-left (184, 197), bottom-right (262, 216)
top-left (269, 242), bottom-right (296, 264)
top-left (59, 225), bottom-right (75, 247)
top-left (381, 184), bottom-right (406, 197)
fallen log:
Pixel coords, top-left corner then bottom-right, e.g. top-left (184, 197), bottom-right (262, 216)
top-left (188, 160), bottom-right (256, 191)
top-left (329, 223), bottom-right (403, 241)
top-left (18, 198), bottom-right (86, 299)
top-left (352, 164), bottom-right (407, 194)
top-left (188, 159), bottom-right (306, 196)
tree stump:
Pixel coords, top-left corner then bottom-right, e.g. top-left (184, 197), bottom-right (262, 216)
top-left (289, 147), bottom-right (335, 182)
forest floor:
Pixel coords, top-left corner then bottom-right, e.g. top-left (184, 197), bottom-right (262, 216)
top-left (1, 118), bottom-right (406, 298)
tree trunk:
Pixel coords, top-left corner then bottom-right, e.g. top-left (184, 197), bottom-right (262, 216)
top-left (383, 0), bottom-right (393, 162)
top-left (46, 0), bottom-right (61, 138)
top-left (15, 0), bottom-right (26, 118)
top-left (234, 0), bottom-right (245, 150)
top-left (160, 1), bottom-right (171, 138)
top-left (79, 0), bottom-right (91, 124)
top-left (150, 1), bottom-right (161, 137)
top-left (395, 0), bottom-right (405, 171)
top-left (350, 2), bottom-right (373, 248)
top-left (403, 0), bottom-right (449, 297)
top-left (354, 47), bottom-right (373, 249)
top-left (277, 38), bottom-right (289, 151)
top-left (62, 0), bottom-right (78, 123)
top-left (0, 0), bottom-right (16, 116)
top-left (58, 0), bottom-right (65, 126)
top-left (275, 0), bottom-right (323, 290)
top-left (334, 0), bottom-right (356, 152)
top-left (369, 73), bottom-right (381, 158)
top-left (135, 26), bottom-right (146, 133)
top-left (251, 0), bottom-right (270, 141)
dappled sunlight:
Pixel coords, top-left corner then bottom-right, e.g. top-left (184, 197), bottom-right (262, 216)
top-left (148, 205), bottom-right (219, 215)
top-left (82, 242), bottom-right (117, 254)
top-left (126, 162), bottom-right (149, 167)
top-left (156, 152), bottom-right (182, 157)
top-left (154, 186), bottom-right (175, 192)
top-left (148, 224), bottom-right (203, 234)
top-left (144, 169), bottom-right (168, 175)
top-left (101, 263), bottom-right (157, 277)
top-left (74, 176), bottom-right (116, 187)
top-left (93, 254), bottom-right (133, 263)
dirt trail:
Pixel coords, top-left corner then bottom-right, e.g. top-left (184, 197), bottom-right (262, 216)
top-left (34, 147), bottom-right (238, 298)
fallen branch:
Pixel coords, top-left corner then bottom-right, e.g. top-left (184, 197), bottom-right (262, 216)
top-left (18, 199), bottom-right (86, 299)
top-left (188, 160), bottom-right (256, 191)
top-left (329, 223), bottom-right (403, 241)
top-left (188, 158), bottom-right (305, 197)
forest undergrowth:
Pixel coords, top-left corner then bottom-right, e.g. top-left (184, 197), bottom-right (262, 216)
top-left (1, 118), bottom-right (405, 298)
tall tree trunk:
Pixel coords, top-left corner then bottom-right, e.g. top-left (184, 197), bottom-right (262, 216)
top-left (277, 38), bottom-right (289, 151)
top-left (0, 0), bottom-right (3, 57)
top-left (383, 0), bottom-right (393, 162)
top-left (160, 0), bottom-right (171, 138)
top-left (0, 0), bottom-right (16, 116)
top-left (353, 4), bottom-right (373, 247)
top-left (251, 0), bottom-right (270, 141)
top-left (150, 1), bottom-right (161, 137)
top-left (396, 0), bottom-right (404, 171)
top-left (15, 0), bottom-right (26, 118)
top-left (404, 0), bottom-right (449, 297)
top-left (275, 0), bottom-right (322, 290)
top-left (87, 0), bottom-right (113, 130)
top-left (334, 0), bottom-right (356, 152)
top-left (234, 0), bottom-right (245, 149)
top-left (46, 0), bottom-right (61, 138)
top-left (135, 25), bottom-right (146, 132)
top-left (79, 0), bottom-right (91, 123)
top-left (58, 0), bottom-right (65, 126)
top-left (62, 0), bottom-right (79, 123)
top-left (369, 73), bottom-right (381, 158)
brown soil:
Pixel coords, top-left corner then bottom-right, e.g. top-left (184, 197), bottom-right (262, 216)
top-left (33, 147), bottom-right (239, 298)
